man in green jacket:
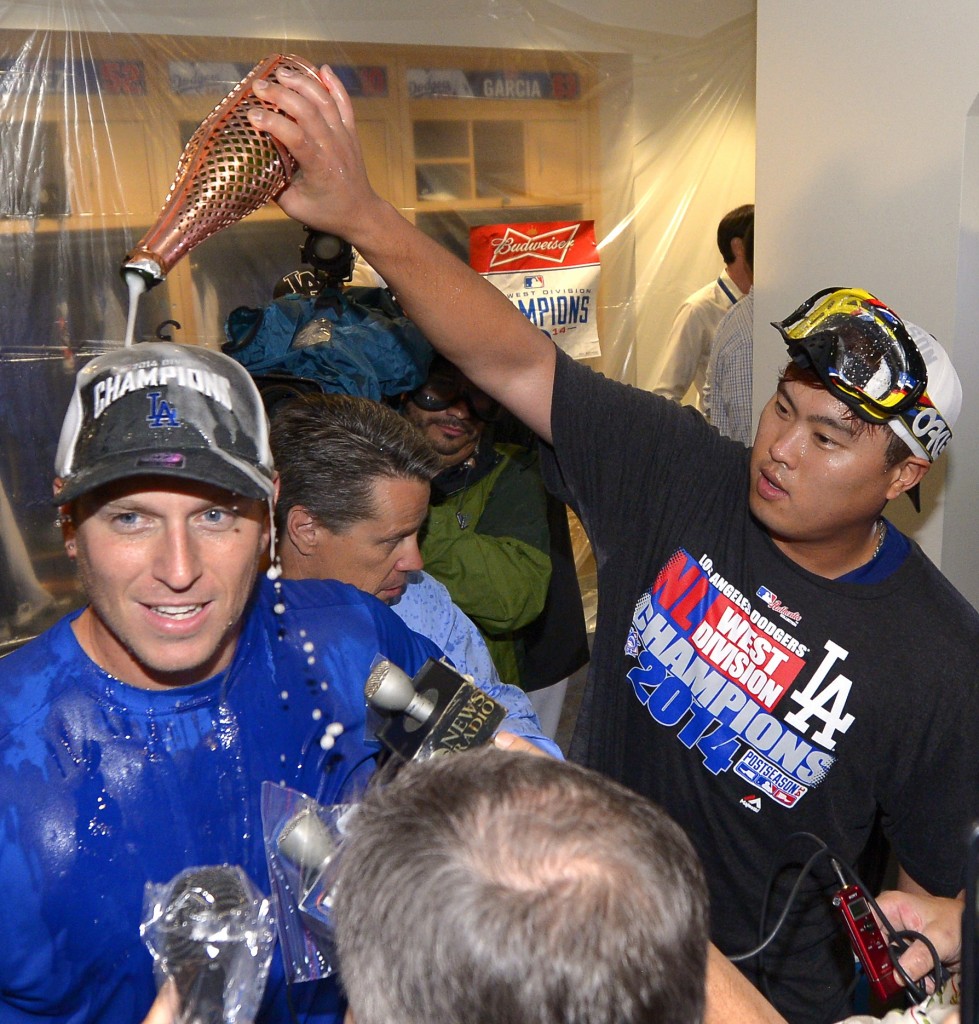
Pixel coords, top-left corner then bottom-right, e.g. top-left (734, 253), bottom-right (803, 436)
top-left (402, 355), bottom-right (551, 689)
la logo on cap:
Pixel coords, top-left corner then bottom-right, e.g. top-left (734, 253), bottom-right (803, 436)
top-left (147, 391), bottom-right (180, 429)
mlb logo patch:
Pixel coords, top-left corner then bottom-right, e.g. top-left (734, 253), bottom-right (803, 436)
top-left (524, 275), bottom-right (545, 288)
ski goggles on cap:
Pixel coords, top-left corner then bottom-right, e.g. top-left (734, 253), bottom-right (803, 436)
top-left (772, 287), bottom-right (928, 424)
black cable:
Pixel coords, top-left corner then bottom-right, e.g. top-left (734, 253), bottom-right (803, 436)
top-left (758, 833), bottom-right (824, 947)
top-left (729, 845), bottom-right (833, 962)
top-left (285, 976), bottom-right (302, 1024)
top-left (881, 927), bottom-right (945, 1004)
top-left (745, 831), bottom-right (834, 1007)
top-left (727, 831), bottom-right (947, 1015)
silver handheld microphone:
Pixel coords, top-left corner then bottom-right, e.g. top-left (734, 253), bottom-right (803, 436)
top-left (364, 658), bottom-right (437, 723)
top-left (277, 807), bottom-right (337, 900)
top-left (363, 657), bottom-right (507, 763)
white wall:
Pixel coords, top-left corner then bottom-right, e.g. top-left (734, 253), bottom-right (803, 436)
top-left (754, 1), bottom-right (979, 606)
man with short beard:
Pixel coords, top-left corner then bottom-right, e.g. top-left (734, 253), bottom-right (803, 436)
top-left (400, 354), bottom-right (553, 692)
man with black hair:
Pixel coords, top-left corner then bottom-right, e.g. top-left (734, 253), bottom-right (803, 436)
top-left (332, 746), bottom-right (709, 1024)
top-left (705, 217), bottom-right (755, 444)
top-left (250, 67), bottom-right (979, 1024)
top-left (653, 203), bottom-right (755, 410)
top-left (400, 355), bottom-right (554, 691)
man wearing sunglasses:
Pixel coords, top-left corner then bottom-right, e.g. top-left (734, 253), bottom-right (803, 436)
top-left (400, 355), bottom-right (553, 695)
top-left (251, 67), bottom-right (979, 1024)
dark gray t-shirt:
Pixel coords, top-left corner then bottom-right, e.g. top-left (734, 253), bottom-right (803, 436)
top-left (542, 349), bottom-right (979, 1024)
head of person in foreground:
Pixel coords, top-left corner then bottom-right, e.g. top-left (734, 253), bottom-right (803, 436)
top-left (331, 746), bottom-right (709, 1024)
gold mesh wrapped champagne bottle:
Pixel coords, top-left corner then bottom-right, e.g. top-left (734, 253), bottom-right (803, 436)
top-left (122, 54), bottom-right (321, 287)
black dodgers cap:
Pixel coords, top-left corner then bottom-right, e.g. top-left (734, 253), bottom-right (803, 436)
top-left (54, 341), bottom-right (275, 505)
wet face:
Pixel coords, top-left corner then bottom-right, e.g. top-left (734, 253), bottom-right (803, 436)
top-left (302, 476), bottom-right (430, 604)
top-left (63, 478), bottom-right (269, 690)
top-left (748, 381), bottom-right (903, 554)
top-left (403, 366), bottom-right (489, 468)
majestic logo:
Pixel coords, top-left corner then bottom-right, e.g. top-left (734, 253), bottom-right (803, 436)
top-left (147, 391), bottom-right (179, 428)
top-left (488, 223), bottom-right (580, 269)
top-left (740, 795), bottom-right (762, 813)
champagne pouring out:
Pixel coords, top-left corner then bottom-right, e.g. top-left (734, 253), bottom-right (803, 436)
top-left (120, 54), bottom-right (323, 346)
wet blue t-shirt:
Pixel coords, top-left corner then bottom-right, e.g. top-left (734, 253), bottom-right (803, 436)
top-left (0, 574), bottom-right (443, 1024)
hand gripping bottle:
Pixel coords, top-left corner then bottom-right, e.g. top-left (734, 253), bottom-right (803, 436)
top-left (122, 54), bottom-right (322, 288)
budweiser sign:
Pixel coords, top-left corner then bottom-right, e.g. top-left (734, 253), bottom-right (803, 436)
top-left (471, 220), bottom-right (601, 360)
top-left (487, 223), bottom-right (581, 268)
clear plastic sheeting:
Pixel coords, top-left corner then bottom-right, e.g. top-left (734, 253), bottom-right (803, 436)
top-left (0, 1), bottom-right (755, 651)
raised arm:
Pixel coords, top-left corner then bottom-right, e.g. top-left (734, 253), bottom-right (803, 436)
top-left (249, 65), bottom-right (557, 442)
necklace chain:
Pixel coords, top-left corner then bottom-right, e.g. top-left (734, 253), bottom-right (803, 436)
top-left (872, 518), bottom-right (886, 559)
